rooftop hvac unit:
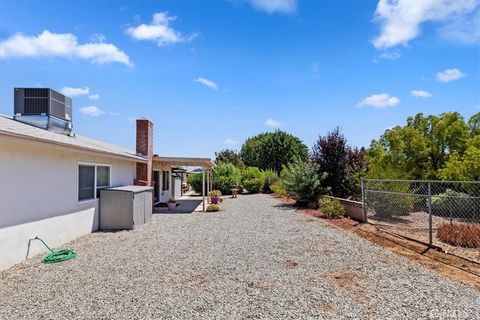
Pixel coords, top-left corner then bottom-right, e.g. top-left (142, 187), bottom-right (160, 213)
top-left (13, 88), bottom-right (73, 135)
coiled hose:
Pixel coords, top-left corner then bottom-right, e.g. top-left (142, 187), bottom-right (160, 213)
top-left (31, 236), bottom-right (77, 263)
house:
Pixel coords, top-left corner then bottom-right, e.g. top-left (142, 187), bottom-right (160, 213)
top-left (0, 88), bottom-right (213, 271)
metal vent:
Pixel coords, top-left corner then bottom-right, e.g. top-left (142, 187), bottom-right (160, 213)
top-left (24, 98), bottom-right (49, 114)
top-left (24, 88), bottom-right (49, 98)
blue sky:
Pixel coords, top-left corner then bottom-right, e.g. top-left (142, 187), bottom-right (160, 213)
top-left (0, 0), bottom-right (479, 158)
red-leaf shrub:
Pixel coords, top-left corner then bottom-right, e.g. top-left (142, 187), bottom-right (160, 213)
top-left (437, 223), bottom-right (480, 248)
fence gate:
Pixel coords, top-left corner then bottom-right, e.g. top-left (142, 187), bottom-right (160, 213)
top-left (361, 179), bottom-right (480, 263)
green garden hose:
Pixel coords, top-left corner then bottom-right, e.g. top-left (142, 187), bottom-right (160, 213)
top-left (32, 236), bottom-right (77, 263)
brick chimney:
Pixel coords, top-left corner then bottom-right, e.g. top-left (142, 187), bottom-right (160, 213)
top-left (134, 118), bottom-right (153, 187)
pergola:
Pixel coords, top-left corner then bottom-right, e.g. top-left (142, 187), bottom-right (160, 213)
top-left (153, 156), bottom-right (215, 212)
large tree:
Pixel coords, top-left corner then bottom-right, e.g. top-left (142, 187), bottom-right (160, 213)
top-left (214, 149), bottom-right (244, 168)
top-left (367, 112), bottom-right (479, 180)
top-left (312, 127), bottom-right (367, 199)
top-left (240, 130), bottom-right (309, 173)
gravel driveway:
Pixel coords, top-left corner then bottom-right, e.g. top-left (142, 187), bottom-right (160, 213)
top-left (1, 194), bottom-right (479, 319)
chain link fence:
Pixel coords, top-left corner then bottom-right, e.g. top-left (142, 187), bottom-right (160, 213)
top-left (362, 179), bottom-right (480, 262)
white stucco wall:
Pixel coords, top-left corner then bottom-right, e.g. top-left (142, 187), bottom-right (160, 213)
top-left (0, 135), bottom-right (136, 270)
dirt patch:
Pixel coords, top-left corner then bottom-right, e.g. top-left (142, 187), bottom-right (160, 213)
top-left (182, 274), bottom-right (206, 287)
top-left (328, 271), bottom-right (361, 288)
top-left (315, 303), bottom-right (334, 313)
top-left (282, 259), bottom-right (299, 269)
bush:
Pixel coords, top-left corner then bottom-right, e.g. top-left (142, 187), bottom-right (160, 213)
top-left (431, 189), bottom-right (479, 217)
top-left (213, 162), bottom-right (241, 195)
top-left (319, 197), bottom-right (346, 218)
top-left (368, 182), bottom-right (414, 217)
top-left (281, 158), bottom-right (327, 206)
top-left (206, 204), bottom-right (220, 212)
top-left (187, 173), bottom-right (205, 194)
top-left (209, 190), bottom-right (222, 197)
top-left (270, 180), bottom-right (288, 197)
top-left (437, 223), bottom-right (480, 248)
top-left (262, 169), bottom-right (278, 193)
top-left (241, 167), bottom-right (264, 193)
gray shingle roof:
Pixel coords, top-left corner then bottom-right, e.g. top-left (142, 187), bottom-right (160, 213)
top-left (0, 115), bottom-right (145, 162)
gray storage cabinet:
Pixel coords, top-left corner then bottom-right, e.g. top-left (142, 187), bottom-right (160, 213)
top-left (100, 186), bottom-right (153, 230)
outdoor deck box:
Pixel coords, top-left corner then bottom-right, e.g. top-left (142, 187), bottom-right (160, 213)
top-left (100, 186), bottom-right (153, 230)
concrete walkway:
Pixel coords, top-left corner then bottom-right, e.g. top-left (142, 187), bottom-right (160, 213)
top-left (0, 194), bottom-right (478, 319)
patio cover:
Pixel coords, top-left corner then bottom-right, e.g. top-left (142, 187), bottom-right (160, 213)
top-left (153, 156), bottom-right (214, 211)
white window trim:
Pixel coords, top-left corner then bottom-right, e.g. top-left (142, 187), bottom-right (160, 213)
top-left (77, 162), bottom-right (112, 204)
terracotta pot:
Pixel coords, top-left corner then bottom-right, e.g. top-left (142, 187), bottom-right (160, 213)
top-left (167, 202), bottom-right (176, 210)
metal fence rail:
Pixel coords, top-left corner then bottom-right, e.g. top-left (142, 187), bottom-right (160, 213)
top-left (361, 179), bottom-right (480, 262)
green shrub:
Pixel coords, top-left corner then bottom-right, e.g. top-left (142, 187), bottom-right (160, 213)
top-left (213, 162), bottom-right (241, 195)
top-left (241, 167), bottom-right (264, 193)
top-left (368, 192), bottom-right (414, 217)
top-left (187, 173), bottom-right (205, 194)
top-left (432, 189), bottom-right (479, 217)
top-left (270, 180), bottom-right (288, 197)
top-left (319, 197), bottom-right (345, 219)
top-left (206, 204), bottom-right (220, 212)
top-left (262, 169), bottom-right (278, 193)
top-left (281, 158), bottom-right (327, 206)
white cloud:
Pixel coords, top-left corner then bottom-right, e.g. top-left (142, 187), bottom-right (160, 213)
top-left (126, 12), bottom-right (197, 46)
top-left (265, 118), bottom-right (282, 128)
top-left (0, 30), bottom-right (131, 66)
top-left (79, 106), bottom-right (105, 117)
top-left (372, 0), bottom-right (479, 50)
top-left (193, 77), bottom-right (218, 90)
top-left (108, 111), bottom-right (120, 116)
top-left (436, 68), bottom-right (466, 82)
top-left (411, 90), bottom-right (432, 98)
top-left (224, 138), bottom-right (237, 145)
top-left (358, 93), bottom-right (400, 108)
top-left (127, 117), bottom-right (136, 122)
top-left (61, 86), bottom-right (89, 97)
top-left (247, 0), bottom-right (297, 14)
top-left (89, 93), bottom-right (100, 100)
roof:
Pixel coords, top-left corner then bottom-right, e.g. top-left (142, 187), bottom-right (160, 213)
top-left (153, 156), bottom-right (214, 168)
top-left (0, 115), bottom-right (146, 162)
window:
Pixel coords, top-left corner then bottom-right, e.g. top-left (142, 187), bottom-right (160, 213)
top-left (162, 170), bottom-right (170, 191)
top-left (78, 165), bottom-right (95, 201)
top-left (96, 166), bottom-right (111, 197)
top-left (78, 164), bottom-right (110, 202)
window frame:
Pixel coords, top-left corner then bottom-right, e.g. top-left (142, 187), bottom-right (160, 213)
top-left (77, 162), bottom-right (112, 203)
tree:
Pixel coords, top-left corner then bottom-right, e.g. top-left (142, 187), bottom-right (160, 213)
top-left (281, 158), bottom-right (328, 206)
top-left (212, 162), bottom-right (241, 195)
top-left (214, 149), bottom-right (244, 169)
top-left (366, 112), bottom-right (475, 180)
top-left (240, 130), bottom-right (309, 173)
top-left (439, 146), bottom-right (480, 181)
top-left (312, 127), bottom-right (367, 199)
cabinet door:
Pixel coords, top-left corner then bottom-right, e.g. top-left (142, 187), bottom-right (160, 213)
top-left (144, 191), bottom-right (153, 223)
top-left (133, 192), bottom-right (145, 226)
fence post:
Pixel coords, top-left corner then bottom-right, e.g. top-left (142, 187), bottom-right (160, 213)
top-left (361, 178), bottom-right (367, 223)
top-left (428, 181), bottom-right (432, 246)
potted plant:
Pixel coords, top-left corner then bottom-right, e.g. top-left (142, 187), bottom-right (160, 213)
top-left (209, 190), bottom-right (222, 205)
top-left (167, 198), bottom-right (177, 210)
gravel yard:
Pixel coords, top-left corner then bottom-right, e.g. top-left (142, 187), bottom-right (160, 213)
top-left (1, 194), bottom-right (479, 319)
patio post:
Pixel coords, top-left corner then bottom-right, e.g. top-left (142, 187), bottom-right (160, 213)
top-left (207, 170), bottom-right (211, 203)
top-left (202, 168), bottom-right (206, 212)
